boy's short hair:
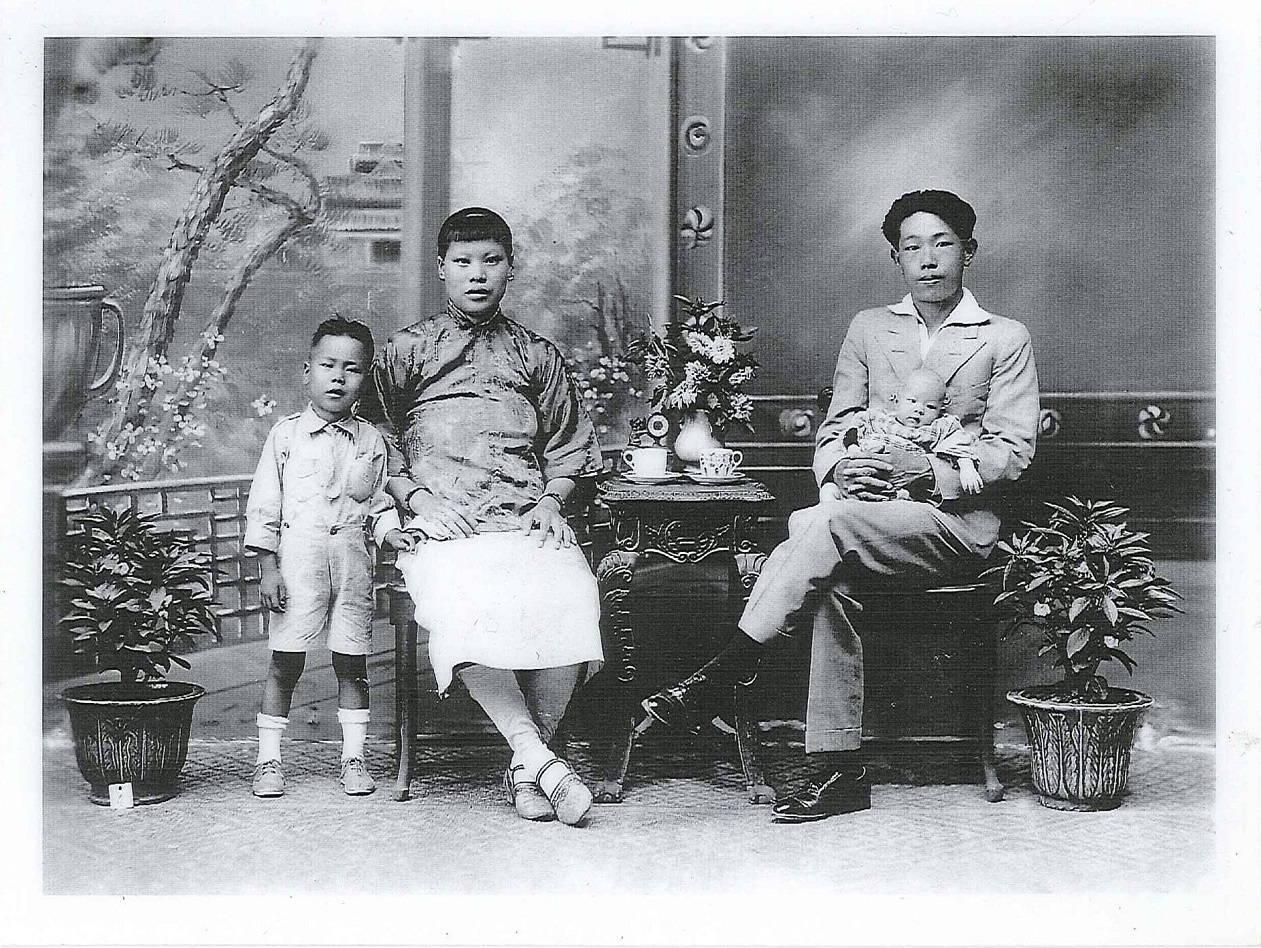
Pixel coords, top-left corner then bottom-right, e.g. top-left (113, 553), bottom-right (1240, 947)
top-left (882, 190), bottom-right (977, 247)
top-left (311, 315), bottom-right (375, 365)
top-left (438, 207), bottom-right (513, 260)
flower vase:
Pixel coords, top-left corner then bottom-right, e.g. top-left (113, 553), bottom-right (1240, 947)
top-left (672, 408), bottom-right (723, 472)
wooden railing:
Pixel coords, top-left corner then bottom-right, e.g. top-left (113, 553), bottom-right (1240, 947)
top-left (48, 475), bottom-right (269, 645)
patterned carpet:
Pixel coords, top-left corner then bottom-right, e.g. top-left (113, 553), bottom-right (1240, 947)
top-left (43, 731), bottom-right (1214, 896)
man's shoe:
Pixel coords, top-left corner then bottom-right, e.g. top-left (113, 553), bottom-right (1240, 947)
top-left (252, 759), bottom-right (285, 798)
top-left (642, 645), bottom-right (761, 733)
top-left (640, 677), bottom-right (708, 734)
top-left (340, 756), bottom-right (377, 796)
top-left (771, 768), bottom-right (871, 823)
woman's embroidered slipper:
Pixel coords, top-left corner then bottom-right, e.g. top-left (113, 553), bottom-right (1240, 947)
top-left (534, 756), bottom-right (592, 826)
top-left (506, 764), bottom-right (555, 821)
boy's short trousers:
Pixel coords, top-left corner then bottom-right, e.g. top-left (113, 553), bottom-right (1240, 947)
top-left (267, 524), bottom-right (375, 655)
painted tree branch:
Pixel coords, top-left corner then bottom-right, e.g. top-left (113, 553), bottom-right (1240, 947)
top-left (135, 150), bottom-right (323, 479)
top-left (83, 38), bottom-right (319, 484)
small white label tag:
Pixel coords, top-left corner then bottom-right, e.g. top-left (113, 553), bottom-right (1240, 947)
top-left (108, 782), bottom-right (135, 808)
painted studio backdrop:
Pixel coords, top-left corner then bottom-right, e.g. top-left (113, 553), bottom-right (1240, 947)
top-left (44, 37), bottom-right (671, 484)
top-left (43, 38), bottom-right (1213, 725)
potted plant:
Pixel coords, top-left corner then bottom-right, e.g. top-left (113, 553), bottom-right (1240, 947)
top-left (631, 295), bottom-right (758, 469)
top-left (986, 497), bottom-right (1181, 810)
top-left (58, 504), bottom-right (220, 804)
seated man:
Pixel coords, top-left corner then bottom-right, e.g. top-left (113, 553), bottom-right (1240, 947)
top-left (641, 189), bottom-right (1040, 822)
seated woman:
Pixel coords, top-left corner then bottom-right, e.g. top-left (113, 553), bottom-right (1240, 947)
top-left (370, 207), bottom-right (604, 827)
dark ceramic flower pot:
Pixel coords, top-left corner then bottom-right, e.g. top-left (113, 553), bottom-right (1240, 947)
top-left (62, 680), bottom-right (205, 805)
top-left (1007, 686), bottom-right (1152, 811)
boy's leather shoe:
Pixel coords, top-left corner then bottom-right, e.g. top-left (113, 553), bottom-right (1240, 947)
top-left (771, 768), bottom-right (871, 823)
top-left (252, 759), bottom-right (285, 798)
top-left (340, 756), bottom-right (377, 796)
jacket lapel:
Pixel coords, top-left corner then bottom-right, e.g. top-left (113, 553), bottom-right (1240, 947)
top-left (877, 315), bottom-right (920, 386)
top-left (924, 324), bottom-right (985, 386)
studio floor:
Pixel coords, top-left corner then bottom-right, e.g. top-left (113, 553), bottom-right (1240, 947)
top-left (39, 558), bottom-right (1218, 899)
top-left (42, 729), bottom-right (1215, 897)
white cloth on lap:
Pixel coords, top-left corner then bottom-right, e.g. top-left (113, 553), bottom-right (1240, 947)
top-left (395, 530), bottom-right (604, 694)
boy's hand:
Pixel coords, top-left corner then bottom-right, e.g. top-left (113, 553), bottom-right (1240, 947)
top-left (819, 481), bottom-right (843, 503)
top-left (383, 528), bottom-right (417, 553)
top-left (519, 496), bottom-right (575, 549)
top-left (259, 559), bottom-right (287, 612)
top-left (405, 488), bottom-right (475, 540)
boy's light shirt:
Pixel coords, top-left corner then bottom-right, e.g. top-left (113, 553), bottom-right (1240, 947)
top-left (244, 403), bottom-right (401, 553)
top-left (888, 286), bottom-right (988, 360)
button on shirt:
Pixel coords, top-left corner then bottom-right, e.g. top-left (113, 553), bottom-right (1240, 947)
top-left (244, 405), bottom-right (400, 553)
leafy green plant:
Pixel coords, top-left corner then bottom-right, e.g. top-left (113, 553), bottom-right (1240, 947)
top-left (630, 295), bottom-right (758, 432)
top-left (60, 504), bottom-right (221, 682)
top-left (985, 497), bottom-right (1181, 702)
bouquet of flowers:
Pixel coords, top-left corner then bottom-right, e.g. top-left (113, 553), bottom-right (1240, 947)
top-left (631, 295), bottom-right (758, 432)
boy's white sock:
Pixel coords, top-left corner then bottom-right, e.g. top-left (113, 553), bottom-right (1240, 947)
top-left (337, 707), bottom-right (370, 761)
top-left (256, 713), bottom-right (288, 764)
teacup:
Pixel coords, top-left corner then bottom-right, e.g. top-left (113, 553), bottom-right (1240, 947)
top-left (699, 447), bottom-right (743, 478)
top-left (622, 446), bottom-right (669, 478)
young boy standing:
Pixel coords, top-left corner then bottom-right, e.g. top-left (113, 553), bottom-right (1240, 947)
top-left (245, 317), bottom-right (414, 798)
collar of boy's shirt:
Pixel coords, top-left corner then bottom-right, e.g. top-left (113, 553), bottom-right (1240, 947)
top-left (889, 287), bottom-right (990, 360)
top-left (298, 403), bottom-right (358, 437)
top-left (888, 286), bottom-right (990, 327)
top-left (445, 298), bottom-right (504, 329)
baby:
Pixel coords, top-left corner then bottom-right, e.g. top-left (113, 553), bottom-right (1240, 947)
top-left (823, 367), bottom-right (983, 501)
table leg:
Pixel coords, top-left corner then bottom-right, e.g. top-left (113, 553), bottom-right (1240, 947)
top-left (391, 590), bottom-right (418, 802)
top-left (593, 548), bottom-right (640, 803)
top-left (971, 618), bottom-right (1004, 803)
top-left (732, 550), bottom-right (775, 804)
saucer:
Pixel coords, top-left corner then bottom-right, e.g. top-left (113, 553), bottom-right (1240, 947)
top-left (687, 473), bottom-right (747, 485)
top-left (622, 472), bottom-right (683, 485)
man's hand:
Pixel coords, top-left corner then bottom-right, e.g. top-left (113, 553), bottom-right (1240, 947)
top-left (840, 444), bottom-right (937, 502)
top-left (819, 480), bottom-right (843, 503)
top-left (518, 496), bottom-right (575, 549)
top-left (839, 449), bottom-right (896, 501)
top-left (259, 557), bottom-right (287, 612)
top-left (382, 528), bottom-right (418, 553)
top-left (883, 445), bottom-right (935, 498)
top-left (405, 488), bottom-right (476, 540)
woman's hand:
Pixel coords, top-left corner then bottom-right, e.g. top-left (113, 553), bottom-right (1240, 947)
top-left (405, 488), bottom-right (476, 540)
top-left (518, 496), bottom-right (575, 549)
top-left (382, 528), bottom-right (418, 553)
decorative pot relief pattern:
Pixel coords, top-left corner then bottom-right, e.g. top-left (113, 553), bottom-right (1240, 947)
top-left (1019, 704), bottom-right (1146, 809)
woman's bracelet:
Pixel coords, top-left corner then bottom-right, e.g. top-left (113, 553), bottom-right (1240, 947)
top-left (536, 491), bottom-right (565, 511)
top-left (403, 486), bottom-right (426, 512)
